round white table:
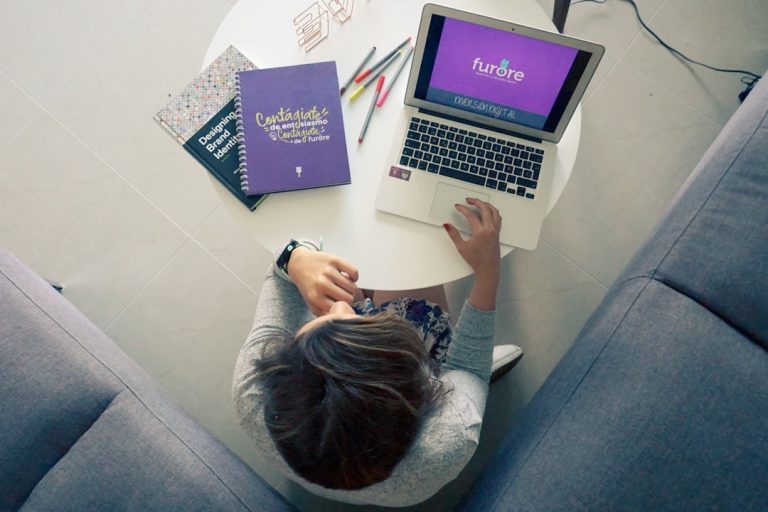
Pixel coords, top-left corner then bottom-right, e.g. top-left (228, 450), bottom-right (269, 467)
top-left (205, 0), bottom-right (580, 290)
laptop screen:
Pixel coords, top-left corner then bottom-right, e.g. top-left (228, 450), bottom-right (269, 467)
top-left (413, 15), bottom-right (595, 134)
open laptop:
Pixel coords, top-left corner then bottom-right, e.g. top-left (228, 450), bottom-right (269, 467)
top-left (375, 4), bottom-right (604, 249)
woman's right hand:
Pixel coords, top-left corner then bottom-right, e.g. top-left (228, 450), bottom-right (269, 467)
top-left (287, 248), bottom-right (360, 317)
top-left (443, 198), bottom-right (502, 310)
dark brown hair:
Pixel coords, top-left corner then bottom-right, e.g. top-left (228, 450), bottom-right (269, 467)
top-left (254, 314), bottom-right (444, 490)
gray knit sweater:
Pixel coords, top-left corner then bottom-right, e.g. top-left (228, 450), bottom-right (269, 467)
top-left (233, 269), bottom-right (495, 507)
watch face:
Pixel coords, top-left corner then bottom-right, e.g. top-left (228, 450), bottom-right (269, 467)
top-left (278, 239), bottom-right (299, 272)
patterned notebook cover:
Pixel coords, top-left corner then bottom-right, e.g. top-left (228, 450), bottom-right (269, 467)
top-left (235, 62), bottom-right (351, 195)
top-left (154, 46), bottom-right (265, 211)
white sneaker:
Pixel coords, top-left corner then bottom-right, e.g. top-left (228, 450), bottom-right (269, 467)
top-left (490, 344), bottom-right (523, 382)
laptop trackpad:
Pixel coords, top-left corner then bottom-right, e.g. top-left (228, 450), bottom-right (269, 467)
top-left (429, 183), bottom-right (490, 234)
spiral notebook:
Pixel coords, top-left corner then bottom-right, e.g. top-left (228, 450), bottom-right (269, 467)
top-left (234, 62), bottom-right (351, 195)
top-left (154, 45), bottom-right (266, 211)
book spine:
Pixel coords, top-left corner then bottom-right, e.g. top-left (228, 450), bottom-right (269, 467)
top-left (234, 73), bottom-right (249, 194)
top-left (182, 98), bottom-right (265, 212)
top-left (153, 114), bottom-right (187, 145)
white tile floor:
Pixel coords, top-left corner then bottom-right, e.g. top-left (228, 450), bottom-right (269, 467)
top-left (1, 0), bottom-right (766, 510)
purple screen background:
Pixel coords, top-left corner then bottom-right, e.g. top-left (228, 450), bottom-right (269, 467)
top-left (429, 18), bottom-right (578, 116)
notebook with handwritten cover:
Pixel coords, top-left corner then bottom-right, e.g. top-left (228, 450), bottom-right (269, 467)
top-left (154, 45), bottom-right (266, 211)
top-left (234, 61), bottom-right (351, 195)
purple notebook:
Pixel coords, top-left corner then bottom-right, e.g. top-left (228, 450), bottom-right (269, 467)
top-left (235, 62), bottom-right (351, 195)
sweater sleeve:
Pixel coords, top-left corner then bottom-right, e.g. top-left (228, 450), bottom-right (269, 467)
top-left (441, 300), bottom-right (496, 382)
top-left (247, 267), bottom-right (313, 343)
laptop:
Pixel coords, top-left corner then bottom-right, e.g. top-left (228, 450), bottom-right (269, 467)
top-left (375, 4), bottom-right (604, 249)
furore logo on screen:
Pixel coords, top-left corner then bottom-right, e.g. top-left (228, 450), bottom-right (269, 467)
top-left (472, 57), bottom-right (525, 83)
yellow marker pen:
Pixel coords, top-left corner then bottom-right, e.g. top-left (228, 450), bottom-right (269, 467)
top-left (349, 50), bottom-right (402, 102)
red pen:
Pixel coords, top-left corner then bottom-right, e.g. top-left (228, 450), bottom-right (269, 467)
top-left (358, 76), bottom-right (385, 144)
top-left (377, 45), bottom-right (414, 107)
top-left (354, 37), bottom-right (411, 83)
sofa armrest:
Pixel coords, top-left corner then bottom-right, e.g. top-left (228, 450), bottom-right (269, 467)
top-left (459, 73), bottom-right (768, 511)
top-left (616, 73), bottom-right (768, 349)
top-left (0, 248), bottom-right (295, 511)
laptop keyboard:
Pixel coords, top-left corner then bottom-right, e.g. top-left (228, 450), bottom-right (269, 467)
top-left (399, 116), bottom-right (545, 199)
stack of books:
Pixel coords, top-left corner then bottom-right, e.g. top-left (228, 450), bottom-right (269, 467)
top-left (155, 46), bottom-right (350, 211)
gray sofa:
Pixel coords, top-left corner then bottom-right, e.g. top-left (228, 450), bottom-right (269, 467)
top-left (460, 75), bottom-right (768, 510)
top-left (0, 250), bottom-right (296, 511)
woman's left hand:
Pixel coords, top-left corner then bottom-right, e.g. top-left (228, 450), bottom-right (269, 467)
top-left (287, 248), bottom-right (361, 316)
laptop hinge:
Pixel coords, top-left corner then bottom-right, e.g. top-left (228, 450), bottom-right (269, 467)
top-left (417, 108), bottom-right (544, 144)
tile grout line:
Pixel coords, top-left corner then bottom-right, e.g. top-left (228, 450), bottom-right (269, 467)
top-left (44, 0), bottom-right (162, 106)
top-left (1, 66), bottom-right (260, 309)
top-left (546, 2), bottom-right (724, 297)
top-left (105, 233), bottom-right (260, 334)
top-left (1, 0), bottom-right (255, 298)
top-left (0, 70), bottom-right (45, 144)
top-left (103, 237), bottom-right (192, 333)
top-left (620, 60), bottom-right (726, 128)
top-left (35, 0), bottom-right (233, 106)
top-left (582, 57), bottom-right (618, 103)
top-left (611, 0), bottom-right (727, 127)
top-left (565, 0), bottom-right (665, 108)
top-left (614, 0), bottom-right (665, 63)
top-left (539, 238), bottom-right (610, 291)
top-left (541, 0), bottom-right (652, 292)
top-left (189, 202), bottom-right (223, 239)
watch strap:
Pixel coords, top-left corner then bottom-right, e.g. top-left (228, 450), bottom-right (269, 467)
top-left (272, 238), bottom-right (320, 282)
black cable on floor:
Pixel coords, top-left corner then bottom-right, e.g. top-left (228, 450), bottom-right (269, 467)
top-left (572, 0), bottom-right (762, 101)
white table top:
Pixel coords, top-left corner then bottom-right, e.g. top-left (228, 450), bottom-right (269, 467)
top-left (205, 0), bottom-right (581, 290)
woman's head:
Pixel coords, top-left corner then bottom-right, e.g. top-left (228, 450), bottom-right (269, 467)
top-left (254, 307), bottom-right (444, 490)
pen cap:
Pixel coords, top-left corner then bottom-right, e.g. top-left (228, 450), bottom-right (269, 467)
top-left (349, 86), bottom-right (365, 101)
top-left (375, 75), bottom-right (385, 92)
top-left (376, 90), bottom-right (390, 108)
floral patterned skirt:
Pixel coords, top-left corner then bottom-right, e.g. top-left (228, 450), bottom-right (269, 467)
top-left (352, 298), bottom-right (453, 367)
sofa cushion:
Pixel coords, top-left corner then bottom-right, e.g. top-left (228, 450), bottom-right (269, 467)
top-left (0, 249), bottom-right (295, 511)
top-left (461, 279), bottom-right (768, 511)
top-left (0, 260), bottom-right (124, 510)
top-left (21, 391), bottom-right (259, 512)
top-left (618, 74), bottom-right (768, 349)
